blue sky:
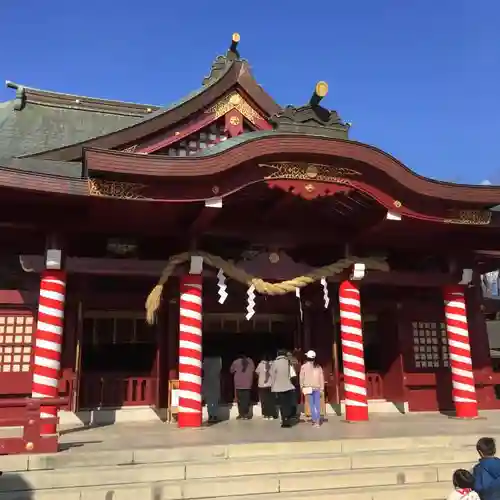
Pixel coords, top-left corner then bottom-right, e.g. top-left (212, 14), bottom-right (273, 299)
top-left (0, 0), bottom-right (498, 184)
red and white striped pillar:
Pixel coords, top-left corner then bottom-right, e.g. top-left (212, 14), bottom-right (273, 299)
top-left (443, 285), bottom-right (478, 418)
top-left (178, 273), bottom-right (203, 427)
top-left (31, 269), bottom-right (67, 435)
top-left (339, 280), bottom-right (368, 421)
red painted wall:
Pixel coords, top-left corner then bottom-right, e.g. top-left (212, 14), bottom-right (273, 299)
top-left (400, 290), bottom-right (498, 413)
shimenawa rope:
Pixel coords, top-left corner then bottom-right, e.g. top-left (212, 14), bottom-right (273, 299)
top-left (145, 251), bottom-right (389, 324)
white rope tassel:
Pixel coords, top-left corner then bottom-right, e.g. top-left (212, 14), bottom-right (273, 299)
top-left (321, 277), bottom-right (330, 309)
top-left (246, 284), bottom-right (256, 320)
top-left (296, 288), bottom-right (303, 321)
top-left (217, 268), bottom-right (228, 304)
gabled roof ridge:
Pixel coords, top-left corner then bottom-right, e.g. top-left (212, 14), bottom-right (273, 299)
top-left (22, 60), bottom-right (244, 160)
top-left (5, 81), bottom-right (160, 116)
top-left (18, 35), bottom-right (281, 161)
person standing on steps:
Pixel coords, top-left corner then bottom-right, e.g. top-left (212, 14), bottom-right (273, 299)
top-left (473, 437), bottom-right (500, 500)
top-left (288, 348), bottom-right (302, 420)
top-left (271, 349), bottom-right (296, 428)
top-left (448, 469), bottom-right (480, 500)
top-left (202, 349), bottom-right (222, 424)
top-left (230, 353), bottom-right (255, 420)
top-left (255, 353), bottom-right (278, 420)
top-left (299, 350), bottom-right (325, 428)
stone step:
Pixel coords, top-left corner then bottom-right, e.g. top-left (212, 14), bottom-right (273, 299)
top-left (0, 433), bottom-right (482, 500)
top-left (0, 460), bottom-right (471, 498)
top-left (1, 442), bottom-right (478, 477)
top-left (1, 433), bottom-right (482, 472)
top-left (0, 481), bottom-right (452, 500)
top-left (193, 482), bottom-right (451, 500)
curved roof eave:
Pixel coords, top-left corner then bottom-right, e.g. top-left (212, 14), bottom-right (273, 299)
top-left (22, 60), bottom-right (281, 162)
top-left (83, 132), bottom-right (500, 205)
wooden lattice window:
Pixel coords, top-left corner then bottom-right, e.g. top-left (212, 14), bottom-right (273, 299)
top-left (411, 321), bottom-right (449, 369)
top-left (156, 120), bottom-right (254, 157)
top-left (83, 311), bottom-right (155, 345)
top-left (0, 314), bottom-right (33, 373)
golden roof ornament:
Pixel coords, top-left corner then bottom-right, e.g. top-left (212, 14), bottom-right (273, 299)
top-left (269, 80), bottom-right (349, 139)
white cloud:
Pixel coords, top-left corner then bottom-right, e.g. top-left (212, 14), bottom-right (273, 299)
top-left (481, 179), bottom-right (492, 185)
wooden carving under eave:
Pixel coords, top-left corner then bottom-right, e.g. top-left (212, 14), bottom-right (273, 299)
top-left (443, 210), bottom-right (492, 226)
top-left (88, 178), bottom-right (146, 200)
top-left (121, 144), bottom-right (138, 153)
top-left (261, 162), bottom-right (361, 182)
top-left (236, 251), bottom-right (312, 281)
top-left (268, 180), bottom-right (352, 200)
top-left (206, 91), bottom-right (265, 126)
top-left (261, 162), bottom-right (359, 199)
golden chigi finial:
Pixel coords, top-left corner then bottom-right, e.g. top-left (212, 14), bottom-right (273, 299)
top-left (315, 81), bottom-right (329, 98)
top-left (230, 33), bottom-right (240, 55)
top-left (310, 81), bottom-right (329, 107)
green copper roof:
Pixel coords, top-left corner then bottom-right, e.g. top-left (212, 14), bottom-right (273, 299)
top-left (0, 157), bottom-right (83, 178)
top-left (0, 99), bottom-right (144, 159)
top-left (0, 53), bottom-right (235, 161)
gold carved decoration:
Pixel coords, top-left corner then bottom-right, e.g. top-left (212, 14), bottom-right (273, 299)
top-left (88, 178), bottom-right (146, 200)
top-left (444, 210), bottom-right (492, 226)
top-left (121, 145), bottom-right (138, 153)
top-left (206, 91), bottom-right (264, 125)
top-left (260, 162), bottom-right (361, 184)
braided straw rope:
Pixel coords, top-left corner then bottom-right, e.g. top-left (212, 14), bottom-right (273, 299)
top-left (145, 251), bottom-right (389, 324)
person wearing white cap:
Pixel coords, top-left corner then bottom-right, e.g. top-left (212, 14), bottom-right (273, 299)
top-left (299, 350), bottom-right (325, 427)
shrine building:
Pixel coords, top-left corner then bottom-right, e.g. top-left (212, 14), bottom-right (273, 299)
top-left (1, 33), bottom-right (500, 431)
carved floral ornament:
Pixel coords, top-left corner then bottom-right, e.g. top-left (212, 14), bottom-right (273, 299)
top-left (259, 162), bottom-right (361, 183)
top-left (88, 178), bottom-right (146, 200)
top-left (444, 210), bottom-right (492, 226)
top-left (206, 91), bottom-right (264, 125)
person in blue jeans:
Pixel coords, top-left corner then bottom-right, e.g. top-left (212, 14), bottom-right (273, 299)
top-left (299, 350), bottom-right (325, 427)
top-left (473, 437), bottom-right (500, 500)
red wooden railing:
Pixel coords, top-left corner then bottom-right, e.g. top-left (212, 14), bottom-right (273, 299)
top-left (338, 372), bottom-right (384, 400)
top-left (79, 374), bottom-right (155, 409)
top-left (0, 397), bottom-right (68, 455)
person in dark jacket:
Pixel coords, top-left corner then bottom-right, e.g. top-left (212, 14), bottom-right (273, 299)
top-left (271, 349), bottom-right (296, 428)
top-left (473, 437), bottom-right (500, 500)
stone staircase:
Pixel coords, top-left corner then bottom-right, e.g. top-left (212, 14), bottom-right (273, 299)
top-left (0, 433), bottom-right (484, 500)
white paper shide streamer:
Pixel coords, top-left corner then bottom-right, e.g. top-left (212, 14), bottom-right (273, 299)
top-left (321, 276), bottom-right (330, 309)
top-left (321, 277), bottom-right (330, 309)
top-left (295, 287), bottom-right (303, 320)
top-left (217, 268), bottom-right (228, 304)
top-left (246, 284), bottom-right (256, 320)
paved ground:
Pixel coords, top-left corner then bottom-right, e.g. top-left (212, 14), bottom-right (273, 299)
top-left (57, 411), bottom-right (500, 453)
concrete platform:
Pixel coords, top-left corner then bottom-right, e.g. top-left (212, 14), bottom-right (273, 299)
top-left (57, 410), bottom-right (500, 452)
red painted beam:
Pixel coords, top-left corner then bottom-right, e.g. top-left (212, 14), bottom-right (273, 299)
top-left (137, 114), bottom-right (215, 154)
top-left (0, 290), bottom-right (37, 305)
top-left (188, 205), bottom-right (222, 236)
top-left (328, 271), bottom-right (459, 287)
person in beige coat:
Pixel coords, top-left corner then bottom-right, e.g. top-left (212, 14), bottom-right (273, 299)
top-left (299, 350), bottom-right (325, 427)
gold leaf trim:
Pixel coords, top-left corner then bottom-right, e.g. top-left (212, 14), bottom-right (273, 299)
top-left (88, 178), bottom-right (146, 200)
top-left (259, 162), bottom-right (361, 183)
top-left (444, 210), bottom-right (491, 226)
top-left (206, 91), bottom-right (264, 125)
